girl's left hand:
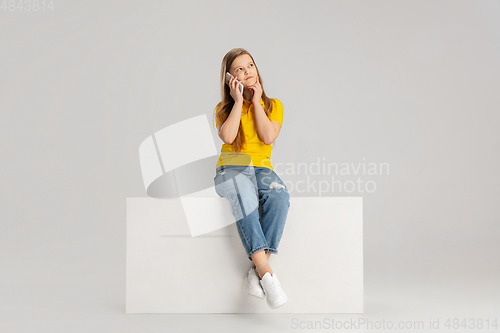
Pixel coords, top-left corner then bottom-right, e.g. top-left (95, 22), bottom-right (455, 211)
top-left (249, 76), bottom-right (262, 105)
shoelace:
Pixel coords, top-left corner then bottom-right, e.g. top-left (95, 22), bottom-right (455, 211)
top-left (263, 275), bottom-right (280, 293)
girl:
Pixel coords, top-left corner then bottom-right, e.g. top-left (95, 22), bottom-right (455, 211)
top-left (213, 48), bottom-right (290, 309)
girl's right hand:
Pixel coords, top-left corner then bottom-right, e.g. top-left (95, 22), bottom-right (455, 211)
top-left (228, 74), bottom-right (243, 103)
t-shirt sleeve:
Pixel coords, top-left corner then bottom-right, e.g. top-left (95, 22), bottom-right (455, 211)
top-left (268, 99), bottom-right (283, 127)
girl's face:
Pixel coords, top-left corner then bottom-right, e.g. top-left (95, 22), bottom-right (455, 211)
top-left (229, 54), bottom-right (258, 88)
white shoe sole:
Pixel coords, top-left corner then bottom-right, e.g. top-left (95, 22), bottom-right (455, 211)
top-left (244, 275), bottom-right (265, 299)
top-left (267, 291), bottom-right (288, 309)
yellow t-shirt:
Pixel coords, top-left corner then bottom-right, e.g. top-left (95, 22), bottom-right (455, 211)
top-left (215, 98), bottom-right (283, 171)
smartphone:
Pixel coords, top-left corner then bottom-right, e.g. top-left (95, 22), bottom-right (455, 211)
top-left (225, 72), bottom-right (244, 95)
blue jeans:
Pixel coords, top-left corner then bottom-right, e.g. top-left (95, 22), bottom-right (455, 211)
top-left (213, 165), bottom-right (290, 262)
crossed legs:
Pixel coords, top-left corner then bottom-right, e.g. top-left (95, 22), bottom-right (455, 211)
top-left (214, 166), bottom-right (289, 280)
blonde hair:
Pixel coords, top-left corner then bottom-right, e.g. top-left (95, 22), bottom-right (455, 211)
top-left (214, 48), bottom-right (274, 152)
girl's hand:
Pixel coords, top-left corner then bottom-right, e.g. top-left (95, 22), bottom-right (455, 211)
top-left (228, 74), bottom-right (243, 104)
top-left (248, 75), bottom-right (262, 105)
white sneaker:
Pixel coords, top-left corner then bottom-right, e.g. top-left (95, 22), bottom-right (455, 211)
top-left (259, 272), bottom-right (288, 309)
top-left (244, 266), bottom-right (265, 299)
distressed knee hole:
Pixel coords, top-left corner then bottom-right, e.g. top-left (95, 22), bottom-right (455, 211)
top-left (269, 182), bottom-right (286, 189)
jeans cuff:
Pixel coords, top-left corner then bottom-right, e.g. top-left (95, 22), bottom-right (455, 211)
top-left (247, 244), bottom-right (270, 261)
top-left (265, 248), bottom-right (278, 255)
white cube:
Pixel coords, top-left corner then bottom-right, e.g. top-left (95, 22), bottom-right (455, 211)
top-left (126, 197), bottom-right (363, 313)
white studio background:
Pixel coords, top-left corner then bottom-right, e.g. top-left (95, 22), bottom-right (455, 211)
top-left (1, 0), bottom-right (499, 332)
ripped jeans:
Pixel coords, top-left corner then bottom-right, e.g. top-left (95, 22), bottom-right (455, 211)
top-left (213, 165), bottom-right (290, 262)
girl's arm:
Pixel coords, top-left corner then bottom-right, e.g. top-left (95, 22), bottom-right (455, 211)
top-left (253, 102), bottom-right (281, 145)
top-left (248, 76), bottom-right (281, 145)
top-left (218, 101), bottom-right (243, 144)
